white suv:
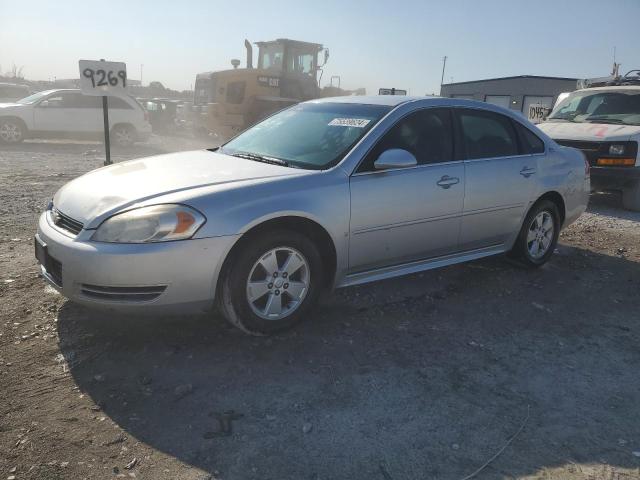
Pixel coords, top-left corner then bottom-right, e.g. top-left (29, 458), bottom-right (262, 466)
top-left (0, 89), bottom-right (152, 147)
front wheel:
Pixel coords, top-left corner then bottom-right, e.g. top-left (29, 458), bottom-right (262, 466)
top-left (510, 200), bottom-right (560, 267)
top-left (220, 230), bottom-right (324, 335)
top-left (0, 119), bottom-right (26, 144)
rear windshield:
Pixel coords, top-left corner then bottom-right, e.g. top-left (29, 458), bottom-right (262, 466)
top-left (220, 102), bottom-right (392, 170)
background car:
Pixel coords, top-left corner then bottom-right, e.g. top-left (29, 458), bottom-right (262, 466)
top-left (138, 98), bottom-right (179, 134)
top-left (0, 88), bottom-right (152, 146)
top-left (35, 96), bottom-right (589, 335)
top-left (0, 82), bottom-right (31, 103)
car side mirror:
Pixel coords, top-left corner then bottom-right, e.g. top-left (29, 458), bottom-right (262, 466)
top-left (374, 149), bottom-right (417, 170)
top-left (38, 100), bottom-right (50, 108)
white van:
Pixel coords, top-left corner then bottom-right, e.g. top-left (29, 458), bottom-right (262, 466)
top-left (538, 72), bottom-right (640, 211)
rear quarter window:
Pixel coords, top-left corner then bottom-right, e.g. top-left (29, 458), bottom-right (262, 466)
top-left (514, 122), bottom-right (545, 154)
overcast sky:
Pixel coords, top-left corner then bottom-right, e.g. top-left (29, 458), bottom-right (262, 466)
top-left (1, 0), bottom-right (639, 95)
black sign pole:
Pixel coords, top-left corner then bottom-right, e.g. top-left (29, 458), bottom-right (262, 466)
top-left (100, 59), bottom-right (111, 166)
top-left (102, 95), bottom-right (111, 166)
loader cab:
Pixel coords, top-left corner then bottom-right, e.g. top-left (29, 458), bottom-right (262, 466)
top-left (256, 39), bottom-right (325, 82)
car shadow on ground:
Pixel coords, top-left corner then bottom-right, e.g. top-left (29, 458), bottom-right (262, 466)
top-left (56, 245), bottom-right (640, 479)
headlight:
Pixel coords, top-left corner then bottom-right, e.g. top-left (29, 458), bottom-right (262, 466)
top-left (609, 144), bottom-right (625, 156)
top-left (91, 204), bottom-right (206, 243)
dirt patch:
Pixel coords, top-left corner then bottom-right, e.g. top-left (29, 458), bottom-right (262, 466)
top-left (1, 139), bottom-right (639, 479)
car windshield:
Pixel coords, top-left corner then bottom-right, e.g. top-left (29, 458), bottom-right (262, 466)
top-left (219, 102), bottom-right (392, 170)
top-left (15, 90), bottom-right (54, 104)
top-left (548, 89), bottom-right (640, 125)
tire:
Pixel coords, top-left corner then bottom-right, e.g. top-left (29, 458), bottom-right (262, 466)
top-left (622, 181), bottom-right (640, 212)
top-left (220, 229), bottom-right (324, 335)
top-left (0, 118), bottom-right (26, 144)
top-left (111, 124), bottom-right (136, 147)
top-left (510, 200), bottom-right (561, 267)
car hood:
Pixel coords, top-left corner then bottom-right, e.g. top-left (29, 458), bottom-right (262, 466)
top-left (538, 121), bottom-right (640, 141)
top-left (0, 103), bottom-right (22, 109)
top-left (53, 150), bottom-right (308, 227)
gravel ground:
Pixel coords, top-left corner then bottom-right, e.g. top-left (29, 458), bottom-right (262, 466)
top-left (1, 138), bottom-right (639, 480)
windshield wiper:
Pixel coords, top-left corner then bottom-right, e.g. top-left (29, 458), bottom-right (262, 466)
top-left (583, 116), bottom-right (627, 125)
top-left (230, 151), bottom-right (291, 167)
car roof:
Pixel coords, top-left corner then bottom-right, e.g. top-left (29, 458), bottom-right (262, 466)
top-left (304, 95), bottom-right (547, 133)
top-left (306, 95), bottom-right (523, 114)
top-left (307, 95), bottom-right (426, 107)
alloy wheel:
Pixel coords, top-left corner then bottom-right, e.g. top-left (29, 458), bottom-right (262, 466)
top-left (527, 211), bottom-right (554, 259)
top-left (0, 122), bottom-right (22, 143)
top-left (114, 128), bottom-right (132, 146)
top-left (246, 247), bottom-right (310, 320)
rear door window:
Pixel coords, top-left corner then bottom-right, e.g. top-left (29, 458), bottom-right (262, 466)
top-left (457, 109), bottom-right (518, 159)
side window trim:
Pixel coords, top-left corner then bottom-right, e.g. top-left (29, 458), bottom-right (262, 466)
top-left (353, 106), bottom-right (457, 174)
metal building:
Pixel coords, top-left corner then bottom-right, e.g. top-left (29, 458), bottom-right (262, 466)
top-left (439, 75), bottom-right (578, 122)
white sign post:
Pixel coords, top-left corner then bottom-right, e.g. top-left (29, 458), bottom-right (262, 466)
top-left (79, 59), bottom-right (127, 165)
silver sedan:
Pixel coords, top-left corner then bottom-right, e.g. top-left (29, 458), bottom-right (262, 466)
top-left (35, 96), bottom-right (590, 334)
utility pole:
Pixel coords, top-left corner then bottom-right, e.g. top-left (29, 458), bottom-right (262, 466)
top-left (440, 56), bottom-right (448, 86)
top-left (140, 64), bottom-right (144, 86)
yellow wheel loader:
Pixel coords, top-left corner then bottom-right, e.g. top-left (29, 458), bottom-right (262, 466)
top-left (193, 38), bottom-right (350, 140)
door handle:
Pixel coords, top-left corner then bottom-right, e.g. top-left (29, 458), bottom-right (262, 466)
top-left (436, 175), bottom-right (460, 189)
top-left (520, 166), bottom-right (537, 178)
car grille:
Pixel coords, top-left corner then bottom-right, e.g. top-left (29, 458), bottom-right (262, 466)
top-left (52, 208), bottom-right (84, 235)
top-left (80, 284), bottom-right (167, 302)
top-left (554, 139), bottom-right (603, 166)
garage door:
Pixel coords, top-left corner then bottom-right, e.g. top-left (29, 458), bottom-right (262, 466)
top-left (523, 96), bottom-right (553, 123)
top-left (485, 95), bottom-right (511, 109)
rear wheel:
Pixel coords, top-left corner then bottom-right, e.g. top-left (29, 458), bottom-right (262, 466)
top-left (510, 200), bottom-right (560, 267)
top-left (622, 181), bottom-right (640, 212)
top-left (0, 119), bottom-right (26, 144)
top-left (220, 230), bottom-right (323, 335)
top-left (111, 124), bottom-right (136, 147)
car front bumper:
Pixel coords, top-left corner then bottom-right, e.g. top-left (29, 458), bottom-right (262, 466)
top-left (36, 212), bottom-right (239, 314)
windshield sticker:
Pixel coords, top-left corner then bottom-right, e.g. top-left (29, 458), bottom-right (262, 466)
top-left (328, 118), bottom-right (371, 128)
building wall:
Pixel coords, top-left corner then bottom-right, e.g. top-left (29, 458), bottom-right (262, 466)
top-left (439, 77), bottom-right (578, 113)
